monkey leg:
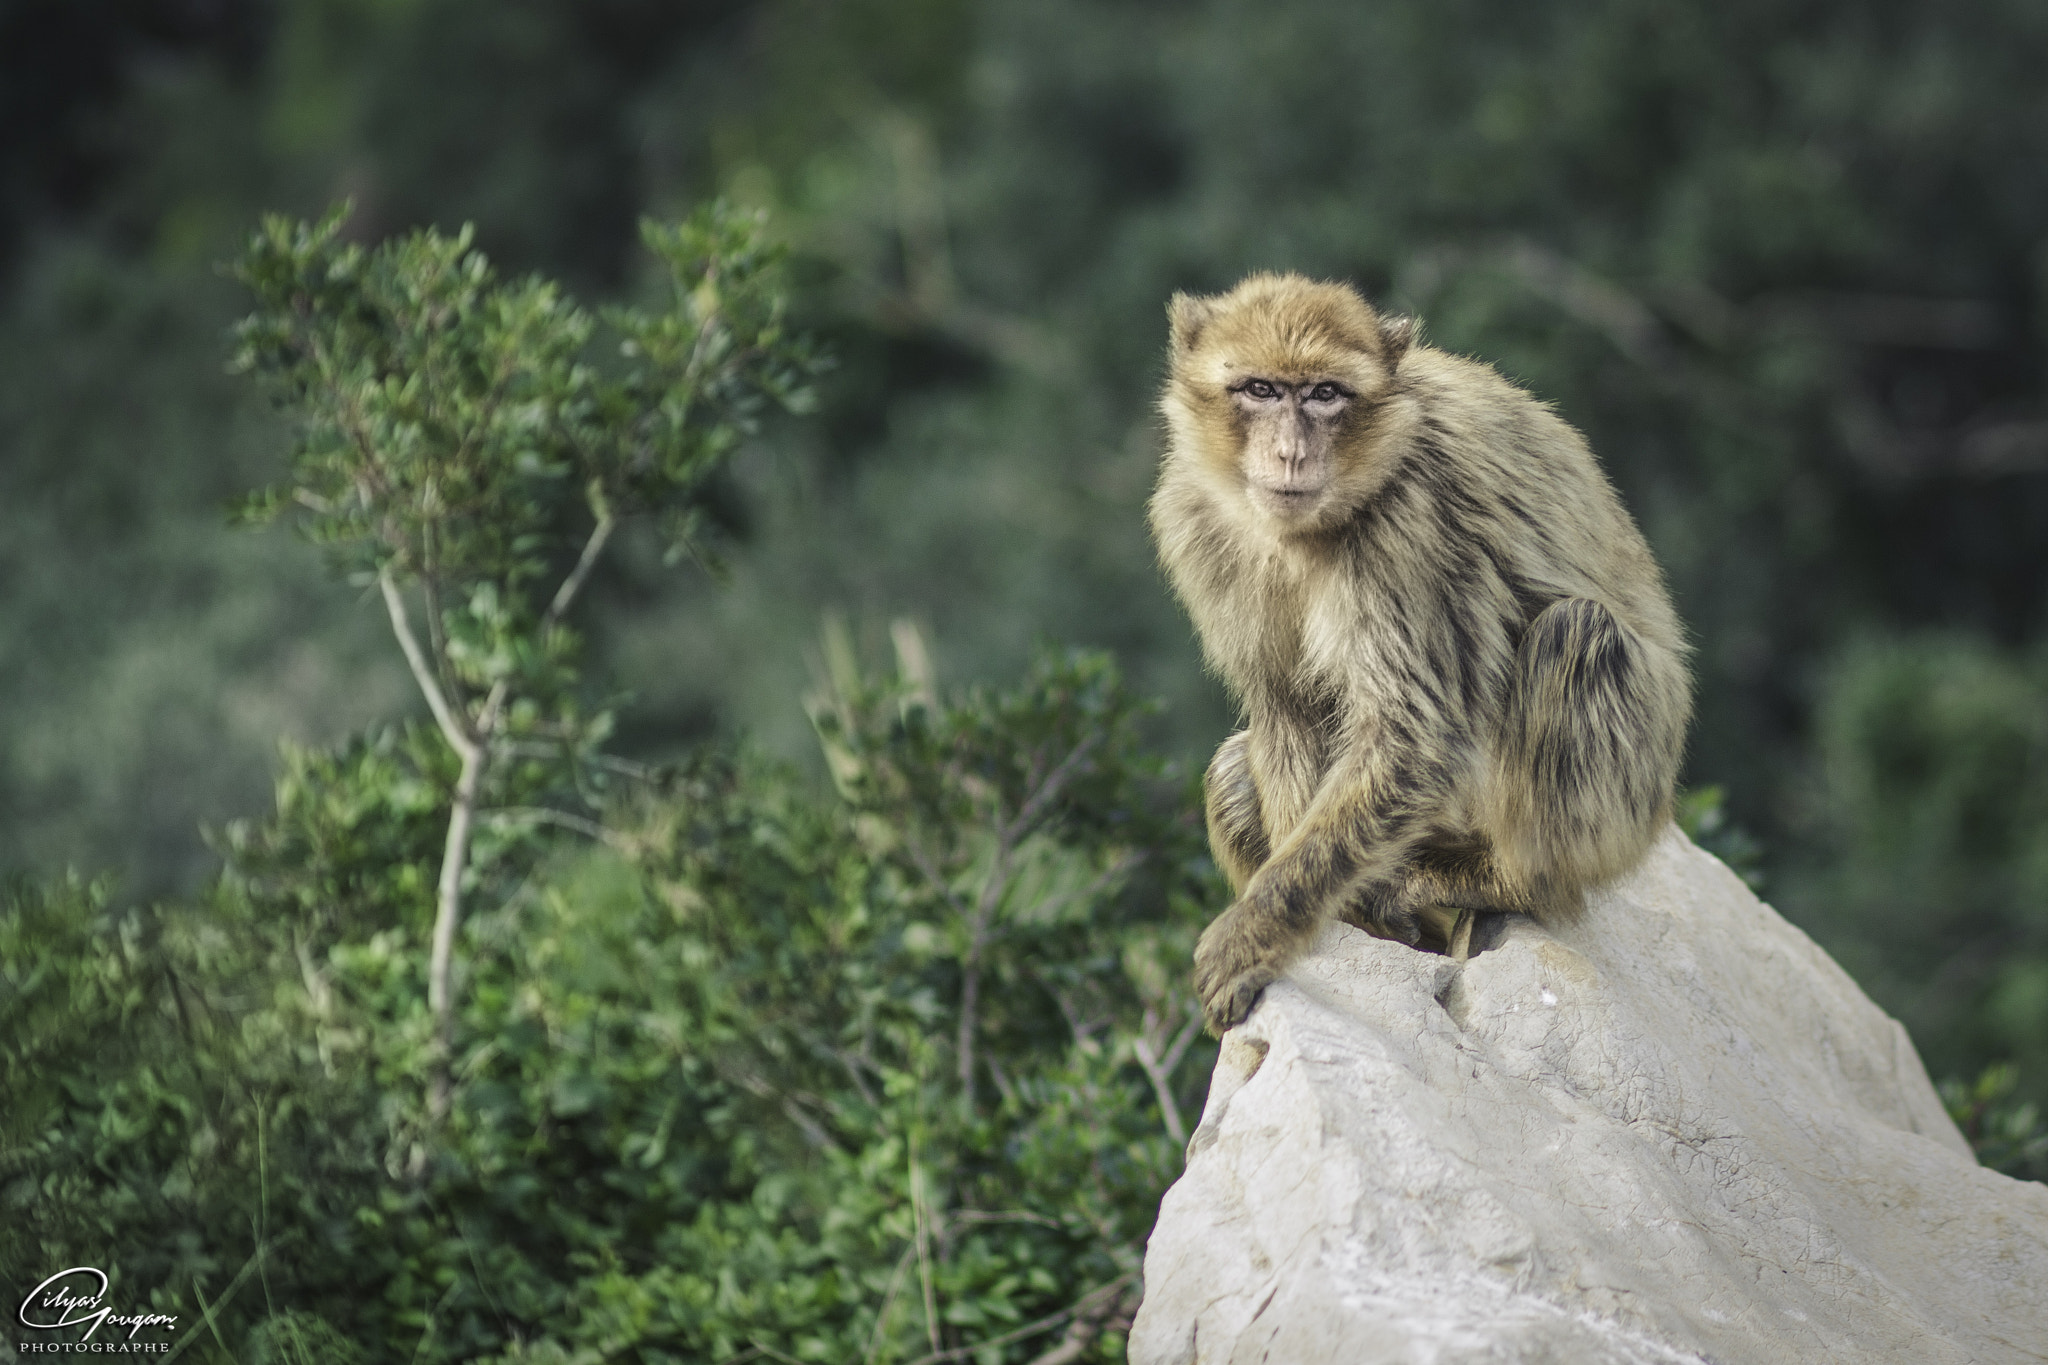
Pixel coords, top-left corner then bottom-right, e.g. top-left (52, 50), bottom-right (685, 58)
top-left (1493, 596), bottom-right (1687, 913)
top-left (1203, 730), bottom-right (1270, 894)
top-left (1338, 834), bottom-right (1526, 953)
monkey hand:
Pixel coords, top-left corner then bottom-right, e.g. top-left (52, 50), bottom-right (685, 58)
top-left (1193, 892), bottom-right (1298, 1034)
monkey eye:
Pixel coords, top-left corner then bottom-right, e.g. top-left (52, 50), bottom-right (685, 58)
top-left (1307, 381), bottom-right (1351, 403)
top-left (1239, 379), bottom-right (1281, 401)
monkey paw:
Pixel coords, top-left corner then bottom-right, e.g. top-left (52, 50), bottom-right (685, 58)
top-left (1198, 967), bottom-right (1271, 1035)
top-left (1193, 905), bottom-right (1284, 1034)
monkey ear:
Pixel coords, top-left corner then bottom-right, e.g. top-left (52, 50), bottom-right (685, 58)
top-left (1169, 292), bottom-right (1217, 357)
top-left (1379, 313), bottom-right (1417, 365)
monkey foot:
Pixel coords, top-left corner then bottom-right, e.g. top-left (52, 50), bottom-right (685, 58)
top-left (1448, 908), bottom-right (1475, 962)
top-left (1404, 903), bottom-right (1475, 960)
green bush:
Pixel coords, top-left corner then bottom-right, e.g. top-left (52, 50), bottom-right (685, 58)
top-left (1941, 1064), bottom-right (2048, 1184)
top-left (1, 201), bottom-right (1218, 1361)
top-left (1789, 636), bottom-right (2048, 1101)
top-left (3, 643), bottom-right (1216, 1362)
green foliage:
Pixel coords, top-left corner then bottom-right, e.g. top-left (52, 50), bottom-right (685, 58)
top-left (7, 4), bottom-right (2048, 1125)
top-left (222, 201), bottom-right (825, 1107)
top-left (1940, 1064), bottom-right (2048, 1184)
top-left (1787, 636), bottom-right (2048, 1098)
top-left (1674, 785), bottom-right (1766, 892)
top-left (8, 6), bottom-right (2048, 1349)
top-left (231, 201), bottom-right (819, 588)
top-left (2, 647), bottom-right (1217, 1362)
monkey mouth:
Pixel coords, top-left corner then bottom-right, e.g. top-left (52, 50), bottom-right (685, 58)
top-left (1253, 484), bottom-right (1326, 519)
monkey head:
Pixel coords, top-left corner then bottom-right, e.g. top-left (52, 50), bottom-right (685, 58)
top-left (1162, 273), bottom-right (1416, 536)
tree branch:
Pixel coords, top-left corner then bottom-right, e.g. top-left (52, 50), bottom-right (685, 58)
top-left (1007, 732), bottom-right (1101, 843)
top-left (903, 831), bottom-right (971, 920)
top-left (957, 732), bottom-right (1102, 1107)
top-left (544, 511), bottom-right (618, 629)
top-left (418, 566), bottom-right (463, 711)
top-left (1160, 1006), bottom-right (1204, 1076)
top-left (910, 1149), bottom-right (942, 1359)
top-left (957, 808), bottom-right (1009, 1107)
top-left (1133, 1002), bottom-right (1204, 1148)
top-left (482, 806), bottom-right (625, 850)
top-left (862, 1244), bottom-right (919, 1365)
top-left (427, 739), bottom-right (484, 1120)
top-left (379, 570), bottom-right (477, 760)
top-left (421, 508), bottom-right (616, 1121)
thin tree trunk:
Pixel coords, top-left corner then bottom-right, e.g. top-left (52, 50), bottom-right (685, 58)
top-left (389, 511), bottom-right (616, 1123)
top-left (427, 738), bottom-right (487, 1120)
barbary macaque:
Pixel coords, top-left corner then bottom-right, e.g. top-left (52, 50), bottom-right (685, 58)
top-left (1150, 272), bottom-right (1691, 1032)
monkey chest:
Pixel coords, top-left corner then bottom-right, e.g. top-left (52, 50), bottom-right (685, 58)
top-left (1220, 581), bottom-right (1394, 708)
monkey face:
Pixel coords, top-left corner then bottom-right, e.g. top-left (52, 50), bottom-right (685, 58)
top-left (1229, 376), bottom-right (1358, 525)
top-left (1161, 272), bottom-right (1416, 537)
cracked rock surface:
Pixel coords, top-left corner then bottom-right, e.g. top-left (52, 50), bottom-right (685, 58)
top-left (1130, 828), bottom-right (2048, 1364)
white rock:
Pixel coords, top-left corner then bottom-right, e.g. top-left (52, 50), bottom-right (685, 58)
top-left (1130, 828), bottom-right (2048, 1365)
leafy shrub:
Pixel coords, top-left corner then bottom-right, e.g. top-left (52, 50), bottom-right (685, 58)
top-left (1795, 636), bottom-right (2048, 1101)
top-left (1940, 1064), bottom-right (2048, 1184)
top-left (4, 200), bottom-right (1215, 1363)
top-left (2, 642), bottom-right (1218, 1363)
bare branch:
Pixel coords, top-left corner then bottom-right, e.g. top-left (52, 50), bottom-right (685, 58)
top-left (589, 752), bottom-right (658, 779)
top-left (474, 678), bottom-right (511, 747)
top-left (544, 511), bottom-right (619, 629)
top-left (984, 1051), bottom-right (1020, 1109)
top-left (946, 1208), bottom-right (1061, 1231)
top-left (1130, 996), bottom-right (1206, 1148)
top-left (718, 1065), bottom-right (849, 1154)
top-left (1007, 732), bottom-right (1101, 843)
top-left (427, 741), bottom-right (485, 1120)
top-left (379, 570), bottom-right (477, 760)
top-left (956, 727), bottom-right (1102, 1107)
top-left (890, 617), bottom-right (938, 709)
top-left (862, 1244), bottom-right (918, 1365)
top-left (1049, 983), bottom-right (1104, 1051)
top-left (1029, 848), bottom-right (1143, 926)
top-left (1024, 1333), bottom-right (1090, 1365)
top-left (1132, 1040), bottom-right (1184, 1148)
top-left (1160, 1006), bottom-right (1204, 1077)
top-left (781, 1097), bottom-right (840, 1153)
top-left (1959, 418), bottom-right (2048, 476)
top-left (481, 806), bottom-right (625, 850)
top-left (418, 568), bottom-right (463, 711)
top-left (957, 813), bottom-right (1011, 1107)
top-left (910, 1151), bottom-right (942, 1359)
top-left (836, 1049), bottom-right (881, 1109)
top-left (902, 831), bottom-right (971, 920)
top-left (885, 112), bottom-right (957, 317)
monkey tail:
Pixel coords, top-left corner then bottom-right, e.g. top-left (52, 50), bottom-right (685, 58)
top-left (1490, 596), bottom-right (1686, 921)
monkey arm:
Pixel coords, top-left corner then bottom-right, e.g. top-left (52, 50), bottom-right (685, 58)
top-left (1193, 726), bottom-right (1446, 1031)
top-left (1203, 730), bottom-right (1270, 893)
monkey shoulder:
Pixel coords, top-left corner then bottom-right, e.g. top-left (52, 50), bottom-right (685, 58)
top-left (1398, 347), bottom-right (1597, 480)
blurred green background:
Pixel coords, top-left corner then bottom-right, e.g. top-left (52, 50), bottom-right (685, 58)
top-left (4, 0), bottom-right (2047, 1098)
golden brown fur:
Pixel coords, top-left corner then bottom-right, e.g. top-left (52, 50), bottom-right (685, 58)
top-left (1152, 272), bottom-right (1691, 1031)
